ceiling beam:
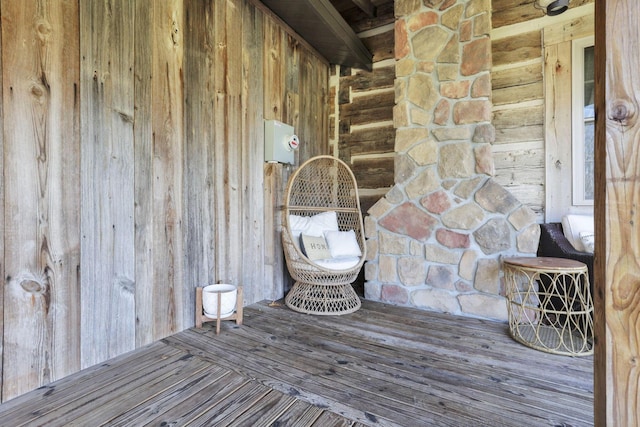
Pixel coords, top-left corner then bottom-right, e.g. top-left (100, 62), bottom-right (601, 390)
top-left (258, 0), bottom-right (373, 70)
top-left (351, 0), bottom-right (376, 17)
top-left (247, 0), bottom-right (329, 67)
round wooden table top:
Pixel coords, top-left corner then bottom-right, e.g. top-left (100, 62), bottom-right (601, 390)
top-left (503, 256), bottom-right (587, 271)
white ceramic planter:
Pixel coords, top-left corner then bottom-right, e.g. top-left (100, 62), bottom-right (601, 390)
top-left (202, 284), bottom-right (237, 318)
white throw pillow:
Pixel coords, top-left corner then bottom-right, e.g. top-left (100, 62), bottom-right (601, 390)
top-left (579, 231), bottom-right (595, 253)
top-left (324, 229), bottom-right (362, 258)
top-left (561, 214), bottom-right (594, 252)
top-left (300, 234), bottom-right (331, 260)
top-left (290, 211), bottom-right (339, 240)
top-left (289, 211), bottom-right (339, 252)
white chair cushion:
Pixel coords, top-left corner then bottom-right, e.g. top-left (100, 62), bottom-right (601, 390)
top-left (313, 256), bottom-right (360, 271)
top-left (561, 214), bottom-right (594, 252)
top-left (324, 229), bottom-right (362, 258)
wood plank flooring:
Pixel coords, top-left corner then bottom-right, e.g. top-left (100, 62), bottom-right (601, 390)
top-left (0, 299), bottom-right (593, 426)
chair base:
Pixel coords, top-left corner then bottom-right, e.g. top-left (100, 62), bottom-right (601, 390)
top-left (285, 281), bottom-right (361, 315)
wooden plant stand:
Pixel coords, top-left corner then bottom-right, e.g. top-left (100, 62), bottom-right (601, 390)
top-left (195, 286), bottom-right (243, 335)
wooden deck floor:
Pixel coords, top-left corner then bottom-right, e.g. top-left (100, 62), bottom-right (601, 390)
top-left (0, 300), bottom-right (593, 426)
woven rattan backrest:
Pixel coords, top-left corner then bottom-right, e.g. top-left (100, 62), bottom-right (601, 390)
top-left (284, 155), bottom-right (365, 248)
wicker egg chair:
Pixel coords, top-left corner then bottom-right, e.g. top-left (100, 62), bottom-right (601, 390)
top-left (282, 155), bottom-right (366, 315)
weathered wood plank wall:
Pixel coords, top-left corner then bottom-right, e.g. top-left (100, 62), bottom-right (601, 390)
top-left (1, 0), bottom-right (81, 399)
top-left (0, 0), bottom-right (328, 401)
top-left (80, 0), bottom-right (137, 370)
top-left (242, 2), bottom-right (268, 301)
top-left (491, 0), bottom-right (594, 221)
top-left (139, 0), bottom-right (186, 348)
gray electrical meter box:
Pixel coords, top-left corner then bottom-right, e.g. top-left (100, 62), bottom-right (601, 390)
top-left (264, 119), bottom-right (299, 164)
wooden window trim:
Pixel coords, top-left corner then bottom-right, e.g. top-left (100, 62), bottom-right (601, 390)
top-left (543, 14), bottom-right (594, 221)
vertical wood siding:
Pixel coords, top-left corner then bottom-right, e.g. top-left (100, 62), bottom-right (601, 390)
top-left (183, 0), bottom-right (214, 322)
top-left (0, 0), bottom-right (328, 401)
top-left (1, 0), bottom-right (81, 400)
top-left (80, 0), bottom-right (137, 370)
top-left (242, 2), bottom-right (268, 302)
top-left (137, 0), bottom-right (186, 347)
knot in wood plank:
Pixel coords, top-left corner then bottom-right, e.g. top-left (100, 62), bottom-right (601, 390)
top-left (36, 20), bottom-right (52, 43)
top-left (609, 99), bottom-right (635, 124)
top-left (15, 271), bottom-right (49, 296)
top-left (21, 279), bottom-right (45, 294)
top-left (30, 81), bottom-right (49, 104)
top-left (171, 21), bottom-right (180, 46)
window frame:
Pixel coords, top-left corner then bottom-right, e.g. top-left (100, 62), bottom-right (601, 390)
top-left (571, 36), bottom-right (595, 206)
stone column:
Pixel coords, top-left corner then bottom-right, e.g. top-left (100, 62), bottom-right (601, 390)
top-left (365, 0), bottom-right (540, 321)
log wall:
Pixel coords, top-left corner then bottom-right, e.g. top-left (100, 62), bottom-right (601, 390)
top-left (329, 0), bottom-right (395, 213)
top-left (491, 0), bottom-right (594, 221)
top-left (0, 0), bottom-right (328, 401)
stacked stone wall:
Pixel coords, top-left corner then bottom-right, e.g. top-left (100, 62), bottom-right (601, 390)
top-left (364, 0), bottom-right (540, 321)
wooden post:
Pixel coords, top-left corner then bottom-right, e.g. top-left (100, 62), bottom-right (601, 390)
top-left (594, 0), bottom-right (640, 424)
